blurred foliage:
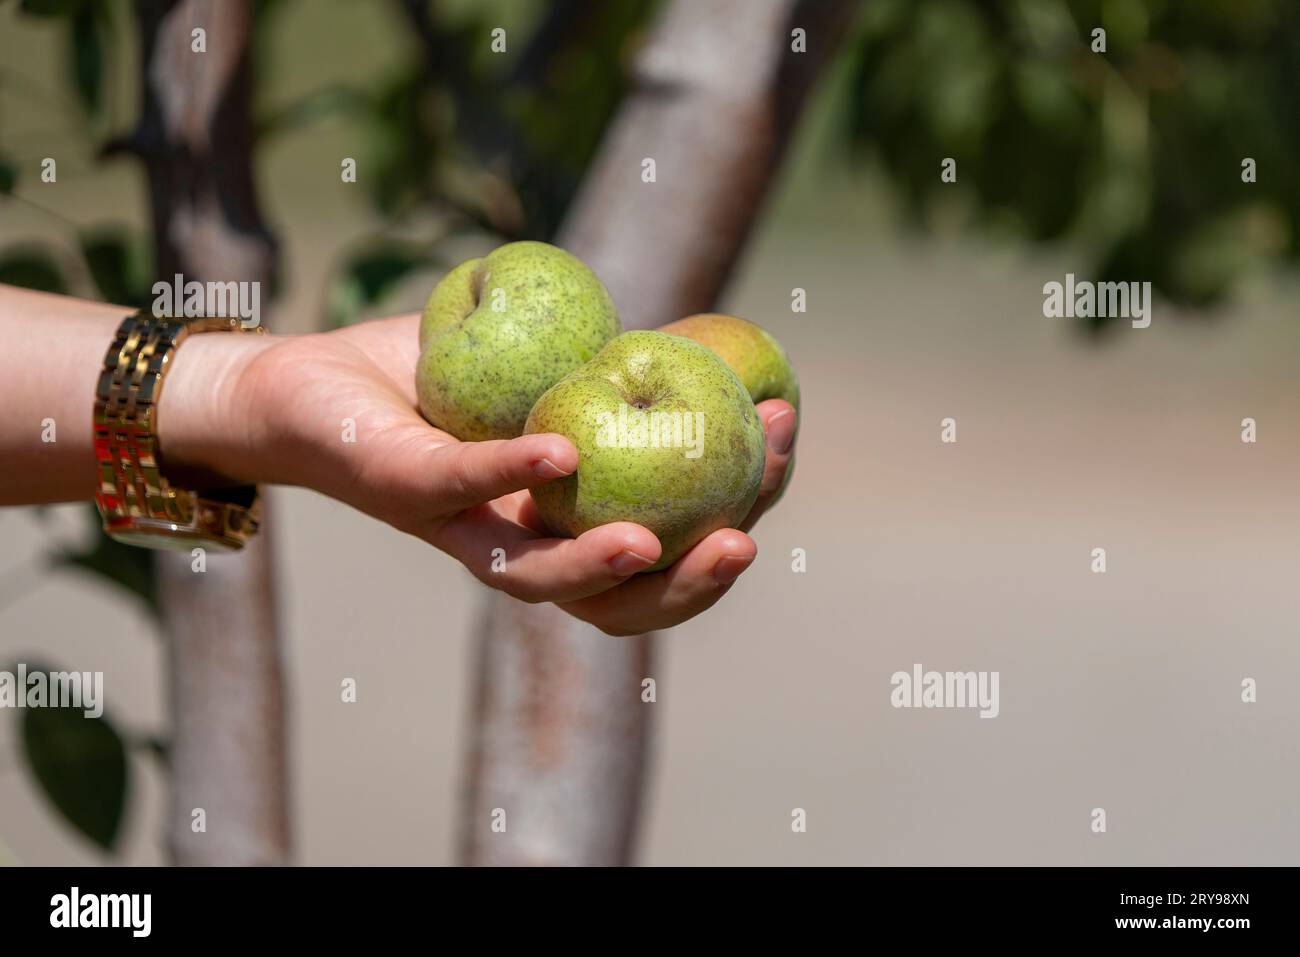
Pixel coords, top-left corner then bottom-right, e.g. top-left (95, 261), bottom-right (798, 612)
top-left (7, 0), bottom-right (1298, 323)
top-left (256, 83), bottom-right (369, 141)
top-left (15, 0), bottom-right (85, 15)
top-left (377, 0), bottom-right (650, 234)
top-left (327, 241), bottom-right (442, 329)
top-left (13, 0), bottom-right (114, 124)
top-left (326, 0), bottom-right (652, 326)
top-left (0, 244), bottom-right (67, 292)
top-left (844, 0), bottom-right (1300, 312)
top-left (68, 0), bottom-right (110, 120)
top-left (78, 225), bottom-right (152, 308)
top-left (16, 666), bottom-right (130, 852)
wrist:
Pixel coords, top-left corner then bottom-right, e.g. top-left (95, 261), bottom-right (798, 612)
top-left (157, 329), bottom-right (278, 487)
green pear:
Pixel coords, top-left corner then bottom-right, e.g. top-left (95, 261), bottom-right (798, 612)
top-left (659, 313), bottom-right (800, 408)
top-left (416, 241), bottom-right (621, 441)
top-left (525, 331), bottom-right (766, 572)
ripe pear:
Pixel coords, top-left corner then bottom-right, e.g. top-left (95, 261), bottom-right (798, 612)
top-left (659, 313), bottom-right (800, 408)
top-left (525, 331), bottom-right (766, 572)
top-left (416, 241), bottom-right (620, 441)
top-left (661, 312), bottom-right (800, 503)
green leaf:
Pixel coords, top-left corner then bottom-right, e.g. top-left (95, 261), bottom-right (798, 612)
top-left (0, 158), bottom-right (15, 195)
top-left (68, 1), bottom-right (103, 117)
top-left (327, 245), bottom-right (433, 328)
top-left (17, 671), bottom-right (128, 852)
top-left (0, 247), bottom-right (67, 294)
top-left (53, 506), bottom-right (158, 615)
top-left (79, 227), bottom-right (150, 307)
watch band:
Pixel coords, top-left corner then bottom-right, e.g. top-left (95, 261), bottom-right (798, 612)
top-left (93, 312), bottom-right (263, 551)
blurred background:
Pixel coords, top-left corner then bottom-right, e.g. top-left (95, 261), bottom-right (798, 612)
top-left (1, 0), bottom-right (1298, 865)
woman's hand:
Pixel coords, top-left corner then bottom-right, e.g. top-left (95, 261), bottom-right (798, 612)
top-left (221, 315), bottom-right (798, 636)
top-left (0, 286), bottom-right (798, 637)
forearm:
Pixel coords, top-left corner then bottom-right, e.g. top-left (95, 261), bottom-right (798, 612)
top-left (0, 286), bottom-right (273, 505)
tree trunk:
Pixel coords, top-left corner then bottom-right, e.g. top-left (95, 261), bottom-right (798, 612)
top-left (135, 0), bottom-right (290, 866)
top-left (459, 0), bottom-right (852, 866)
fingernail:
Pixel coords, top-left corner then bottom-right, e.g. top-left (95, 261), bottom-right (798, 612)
top-left (713, 554), bottom-right (754, 584)
top-left (610, 549), bottom-right (655, 576)
top-left (766, 410), bottom-right (796, 456)
top-left (532, 457), bottom-right (571, 479)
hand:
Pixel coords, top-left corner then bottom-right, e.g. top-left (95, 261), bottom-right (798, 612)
top-left (176, 314), bottom-right (800, 636)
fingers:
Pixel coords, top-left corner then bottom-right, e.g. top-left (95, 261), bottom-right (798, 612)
top-left (409, 412), bottom-right (775, 629)
top-left (558, 528), bottom-right (757, 636)
top-left (433, 508), bottom-right (664, 604)
top-left (741, 400), bottom-right (797, 531)
top-left (425, 432), bottom-right (579, 516)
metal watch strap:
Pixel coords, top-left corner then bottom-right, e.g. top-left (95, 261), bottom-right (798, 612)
top-left (93, 312), bottom-right (262, 551)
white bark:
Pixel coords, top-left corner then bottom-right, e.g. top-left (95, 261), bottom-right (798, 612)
top-left (158, 535), bottom-right (289, 865)
top-left (138, 0), bottom-right (290, 866)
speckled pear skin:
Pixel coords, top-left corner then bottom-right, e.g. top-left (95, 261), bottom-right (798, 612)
top-left (661, 313), bottom-right (800, 504)
top-left (416, 242), bottom-right (621, 441)
top-left (525, 331), bottom-right (766, 572)
top-left (659, 313), bottom-right (800, 409)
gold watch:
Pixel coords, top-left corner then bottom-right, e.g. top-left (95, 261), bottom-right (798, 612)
top-left (93, 311), bottom-right (263, 551)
